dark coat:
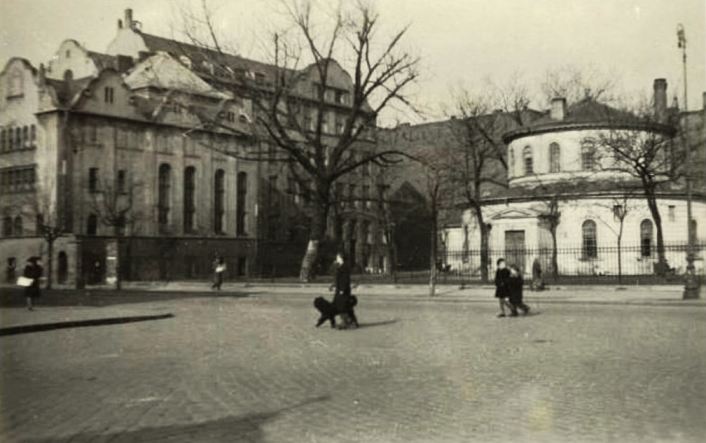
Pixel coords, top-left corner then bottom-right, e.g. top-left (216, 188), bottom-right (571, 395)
top-left (494, 268), bottom-right (511, 298)
top-left (508, 273), bottom-right (524, 305)
top-left (23, 263), bottom-right (43, 298)
top-left (333, 261), bottom-right (352, 311)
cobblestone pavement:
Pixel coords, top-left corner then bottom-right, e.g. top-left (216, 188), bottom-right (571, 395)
top-left (1, 292), bottom-right (705, 442)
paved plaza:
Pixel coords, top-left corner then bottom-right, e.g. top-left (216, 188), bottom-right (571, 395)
top-left (1, 288), bottom-right (705, 442)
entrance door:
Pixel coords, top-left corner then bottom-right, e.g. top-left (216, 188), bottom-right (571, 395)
top-left (504, 230), bottom-right (526, 272)
top-left (58, 251), bottom-right (68, 284)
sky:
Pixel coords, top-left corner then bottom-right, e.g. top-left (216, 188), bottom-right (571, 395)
top-left (1, 0), bottom-right (704, 124)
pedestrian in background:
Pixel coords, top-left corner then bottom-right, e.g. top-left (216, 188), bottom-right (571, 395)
top-left (212, 255), bottom-right (226, 290)
top-left (508, 264), bottom-right (530, 316)
top-left (23, 256), bottom-right (43, 311)
top-left (494, 258), bottom-right (512, 317)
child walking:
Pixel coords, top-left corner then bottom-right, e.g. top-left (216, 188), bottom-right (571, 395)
top-left (494, 258), bottom-right (512, 317)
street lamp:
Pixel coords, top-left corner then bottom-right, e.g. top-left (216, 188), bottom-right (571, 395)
top-left (678, 24), bottom-right (700, 299)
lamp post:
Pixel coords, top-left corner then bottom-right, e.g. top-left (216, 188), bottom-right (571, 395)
top-left (678, 24), bottom-right (700, 299)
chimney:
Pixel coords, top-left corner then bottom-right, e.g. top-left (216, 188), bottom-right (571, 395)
top-left (118, 19), bottom-right (123, 29)
top-left (653, 78), bottom-right (667, 121)
top-left (550, 97), bottom-right (566, 121)
top-left (124, 9), bottom-right (134, 29)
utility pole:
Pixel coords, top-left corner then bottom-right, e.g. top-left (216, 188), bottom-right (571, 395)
top-left (678, 24), bottom-right (700, 299)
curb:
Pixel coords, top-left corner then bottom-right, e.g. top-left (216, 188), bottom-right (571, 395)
top-left (0, 313), bottom-right (175, 336)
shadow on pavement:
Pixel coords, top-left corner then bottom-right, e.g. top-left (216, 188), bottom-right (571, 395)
top-left (25, 394), bottom-right (330, 443)
top-left (0, 313), bottom-right (175, 336)
top-left (358, 319), bottom-right (399, 328)
top-left (0, 288), bottom-right (250, 308)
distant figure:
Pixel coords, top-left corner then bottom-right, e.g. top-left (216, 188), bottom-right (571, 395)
top-left (6, 257), bottom-right (16, 283)
top-left (331, 252), bottom-right (358, 329)
top-left (494, 258), bottom-right (512, 318)
top-left (212, 255), bottom-right (226, 290)
top-left (531, 258), bottom-right (545, 291)
top-left (23, 257), bottom-right (43, 311)
top-left (508, 264), bottom-right (530, 316)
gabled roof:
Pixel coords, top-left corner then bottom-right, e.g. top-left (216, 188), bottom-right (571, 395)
top-left (44, 76), bottom-right (93, 106)
top-left (87, 51), bottom-right (119, 71)
top-left (123, 52), bottom-right (230, 99)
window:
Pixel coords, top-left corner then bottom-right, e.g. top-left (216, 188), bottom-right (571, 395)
top-left (116, 170), bottom-right (126, 194)
top-left (15, 127), bottom-right (21, 149)
top-left (581, 142), bottom-right (596, 171)
top-left (13, 216), bottom-right (23, 236)
top-left (549, 142), bottom-right (561, 172)
top-left (335, 90), bottom-right (349, 105)
top-left (35, 213), bottom-right (44, 235)
top-left (30, 125), bottom-right (36, 147)
top-left (0, 165), bottom-right (36, 193)
top-left (1, 129), bottom-right (5, 151)
top-left (157, 163), bottom-right (171, 227)
top-left (214, 169), bottom-right (225, 234)
top-left (88, 168), bottom-right (99, 192)
top-left (582, 220), bottom-right (597, 259)
top-left (2, 216), bottom-right (12, 237)
top-left (348, 184), bottom-right (357, 207)
top-left (86, 214), bottom-right (97, 235)
top-left (523, 145), bottom-right (533, 175)
top-left (104, 87), bottom-right (114, 104)
top-left (255, 72), bottom-right (265, 85)
top-left (236, 171), bottom-right (247, 235)
top-left (362, 185), bottom-right (370, 209)
top-left (184, 167), bottom-right (196, 233)
top-left (640, 219), bottom-right (653, 257)
top-left (668, 205), bottom-right (676, 222)
top-left (22, 126), bottom-right (28, 148)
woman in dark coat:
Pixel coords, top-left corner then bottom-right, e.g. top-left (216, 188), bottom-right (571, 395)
top-left (23, 257), bottom-right (43, 311)
top-left (332, 252), bottom-right (358, 328)
top-left (508, 264), bottom-right (530, 316)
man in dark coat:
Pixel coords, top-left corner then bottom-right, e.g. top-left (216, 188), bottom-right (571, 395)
top-left (494, 258), bottom-right (512, 317)
top-left (331, 252), bottom-right (358, 328)
top-left (23, 257), bottom-right (43, 311)
top-left (508, 264), bottom-right (530, 316)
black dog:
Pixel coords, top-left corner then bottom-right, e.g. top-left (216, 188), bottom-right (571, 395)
top-left (314, 295), bottom-right (358, 329)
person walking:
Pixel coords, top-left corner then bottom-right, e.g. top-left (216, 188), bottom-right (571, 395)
top-left (331, 252), bottom-right (358, 329)
top-left (508, 264), bottom-right (530, 316)
top-left (212, 255), bottom-right (226, 290)
top-left (23, 257), bottom-right (43, 311)
top-left (494, 258), bottom-right (512, 317)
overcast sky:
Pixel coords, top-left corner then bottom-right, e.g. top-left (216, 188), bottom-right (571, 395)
top-left (1, 0), bottom-right (704, 123)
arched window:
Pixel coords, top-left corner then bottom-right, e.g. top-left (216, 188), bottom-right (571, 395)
top-left (157, 163), bottom-right (171, 228)
top-left (86, 214), bottom-right (97, 235)
top-left (13, 216), bottom-right (23, 236)
top-left (549, 142), bottom-right (561, 172)
top-left (2, 216), bottom-right (12, 237)
top-left (581, 142), bottom-right (596, 171)
top-left (582, 220), bottom-right (597, 259)
top-left (214, 169), bottom-right (225, 234)
top-left (640, 219), bottom-right (654, 257)
top-left (183, 166), bottom-right (196, 233)
top-left (236, 171), bottom-right (247, 235)
top-left (523, 145), bottom-right (533, 175)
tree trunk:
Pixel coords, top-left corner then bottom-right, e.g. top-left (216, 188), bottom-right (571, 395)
top-left (115, 232), bottom-right (122, 291)
top-left (617, 224), bottom-right (624, 284)
top-left (645, 191), bottom-right (667, 273)
top-left (472, 203), bottom-right (489, 283)
top-left (46, 239), bottom-right (54, 290)
top-left (550, 227), bottom-right (559, 280)
top-left (299, 203), bottom-right (329, 282)
top-left (429, 207), bottom-right (438, 297)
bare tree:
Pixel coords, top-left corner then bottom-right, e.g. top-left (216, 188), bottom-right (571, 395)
top-left (86, 176), bottom-right (143, 290)
top-left (444, 86), bottom-right (535, 281)
top-left (585, 108), bottom-right (679, 274)
top-left (175, 0), bottom-right (420, 280)
top-left (540, 65), bottom-right (620, 107)
top-left (595, 191), bottom-right (638, 283)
